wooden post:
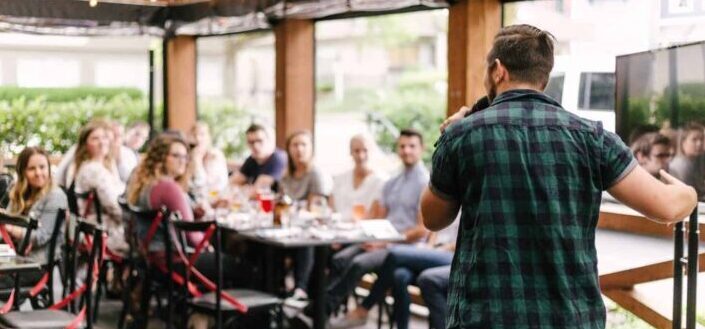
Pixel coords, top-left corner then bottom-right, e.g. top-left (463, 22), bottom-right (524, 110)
top-left (447, 0), bottom-right (501, 117)
top-left (164, 35), bottom-right (197, 132)
top-left (274, 19), bottom-right (315, 148)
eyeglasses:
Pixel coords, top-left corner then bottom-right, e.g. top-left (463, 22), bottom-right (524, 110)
top-left (652, 153), bottom-right (673, 159)
top-left (168, 153), bottom-right (190, 161)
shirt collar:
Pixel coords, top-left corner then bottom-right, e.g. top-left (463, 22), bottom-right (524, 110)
top-left (403, 162), bottom-right (424, 176)
top-left (490, 89), bottom-right (562, 108)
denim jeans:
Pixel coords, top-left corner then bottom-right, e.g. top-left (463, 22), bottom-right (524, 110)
top-left (417, 265), bottom-right (451, 329)
top-left (361, 245), bottom-right (453, 329)
top-left (325, 245), bottom-right (388, 313)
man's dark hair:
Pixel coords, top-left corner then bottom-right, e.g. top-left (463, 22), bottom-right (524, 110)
top-left (246, 123), bottom-right (268, 136)
top-left (628, 125), bottom-right (660, 145)
top-left (399, 128), bottom-right (423, 146)
top-left (631, 132), bottom-right (671, 158)
top-left (486, 24), bottom-right (556, 87)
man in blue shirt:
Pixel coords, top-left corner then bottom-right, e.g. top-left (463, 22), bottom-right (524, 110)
top-left (231, 123), bottom-right (287, 188)
top-left (308, 129), bottom-right (428, 319)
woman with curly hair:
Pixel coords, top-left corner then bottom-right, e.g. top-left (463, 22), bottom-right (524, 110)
top-left (126, 133), bottom-right (200, 248)
top-left (126, 133), bottom-right (246, 289)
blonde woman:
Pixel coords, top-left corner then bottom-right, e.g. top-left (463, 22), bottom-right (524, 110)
top-left (189, 122), bottom-right (229, 199)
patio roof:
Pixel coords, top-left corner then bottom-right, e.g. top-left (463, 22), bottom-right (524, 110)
top-left (0, 0), bottom-right (450, 36)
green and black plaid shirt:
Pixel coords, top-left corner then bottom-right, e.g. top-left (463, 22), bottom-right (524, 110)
top-left (431, 89), bottom-right (636, 329)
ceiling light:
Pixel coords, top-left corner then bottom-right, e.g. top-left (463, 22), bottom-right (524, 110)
top-left (89, 0), bottom-right (98, 7)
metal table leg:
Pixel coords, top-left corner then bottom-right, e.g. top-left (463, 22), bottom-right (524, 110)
top-left (312, 246), bottom-right (330, 329)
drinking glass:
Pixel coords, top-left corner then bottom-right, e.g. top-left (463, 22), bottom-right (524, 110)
top-left (352, 203), bottom-right (366, 221)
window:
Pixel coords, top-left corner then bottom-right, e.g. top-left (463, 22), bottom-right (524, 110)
top-left (579, 72), bottom-right (615, 111)
top-left (545, 74), bottom-right (565, 104)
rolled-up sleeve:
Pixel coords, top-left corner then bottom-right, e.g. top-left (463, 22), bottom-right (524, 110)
top-left (430, 134), bottom-right (460, 201)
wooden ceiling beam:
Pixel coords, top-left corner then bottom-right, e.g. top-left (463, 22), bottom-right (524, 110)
top-left (77, 0), bottom-right (211, 7)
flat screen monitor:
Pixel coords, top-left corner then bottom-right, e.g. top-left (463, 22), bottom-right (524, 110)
top-left (616, 41), bottom-right (705, 143)
top-left (616, 41), bottom-right (705, 200)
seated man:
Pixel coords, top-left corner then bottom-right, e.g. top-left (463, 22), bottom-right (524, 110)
top-left (311, 129), bottom-right (429, 317)
top-left (630, 132), bottom-right (672, 178)
top-left (230, 123), bottom-right (286, 190)
top-left (331, 219), bottom-right (458, 329)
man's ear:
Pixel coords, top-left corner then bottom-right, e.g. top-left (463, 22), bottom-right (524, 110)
top-left (634, 152), bottom-right (645, 164)
top-left (494, 58), bottom-right (508, 83)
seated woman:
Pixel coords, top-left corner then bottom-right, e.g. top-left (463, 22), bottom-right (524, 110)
top-left (2, 147), bottom-right (67, 286)
top-left (125, 134), bottom-right (246, 288)
top-left (670, 122), bottom-right (705, 200)
top-left (279, 130), bottom-right (332, 300)
top-left (67, 119), bottom-right (127, 254)
top-left (189, 122), bottom-right (229, 201)
top-left (330, 134), bottom-right (386, 220)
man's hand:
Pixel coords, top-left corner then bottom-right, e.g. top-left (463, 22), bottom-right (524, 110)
top-left (660, 170), bottom-right (691, 188)
top-left (440, 106), bottom-right (470, 133)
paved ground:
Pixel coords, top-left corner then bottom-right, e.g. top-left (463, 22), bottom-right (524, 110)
top-left (91, 294), bottom-right (664, 329)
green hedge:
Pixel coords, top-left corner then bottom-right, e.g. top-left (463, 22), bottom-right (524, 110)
top-left (0, 90), bottom-right (256, 160)
top-left (0, 86), bottom-right (143, 103)
top-left (0, 95), bottom-right (152, 155)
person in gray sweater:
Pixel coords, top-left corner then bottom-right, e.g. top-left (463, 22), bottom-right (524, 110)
top-left (5, 147), bottom-right (66, 269)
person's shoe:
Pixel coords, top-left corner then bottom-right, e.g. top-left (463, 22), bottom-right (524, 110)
top-left (291, 288), bottom-right (308, 301)
top-left (284, 288), bottom-right (309, 310)
top-left (328, 314), bottom-right (367, 329)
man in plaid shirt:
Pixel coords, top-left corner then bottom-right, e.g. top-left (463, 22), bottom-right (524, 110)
top-left (421, 24), bottom-right (697, 329)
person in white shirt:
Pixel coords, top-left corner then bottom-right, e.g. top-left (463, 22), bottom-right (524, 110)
top-left (330, 134), bottom-right (386, 220)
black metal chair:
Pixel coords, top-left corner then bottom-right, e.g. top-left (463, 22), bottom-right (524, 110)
top-left (117, 199), bottom-right (176, 329)
top-left (0, 209), bottom-right (66, 310)
top-left (0, 218), bottom-right (105, 329)
top-left (169, 220), bottom-right (282, 329)
top-left (0, 173), bottom-right (13, 209)
top-left (0, 211), bottom-right (39, 310)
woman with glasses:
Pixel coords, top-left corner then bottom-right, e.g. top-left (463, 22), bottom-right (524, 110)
top-left (125, 134), bottom-right (247, 288)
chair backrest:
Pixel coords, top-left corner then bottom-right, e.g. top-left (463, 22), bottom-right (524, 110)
top-left (64, 185), bottom-right (102, 224)
top-left (67, 218), bottom-right (104, 328)
top-left (0, 210), bottom-right (39, 255)
top-left (44, 209), bottom-right (67, 305)
top-left (118, 197), bottom-right (173, 256)
top-left (169, 220), bottom-right (224, 327)
top-left (0, 173), bottom-right (13, 209)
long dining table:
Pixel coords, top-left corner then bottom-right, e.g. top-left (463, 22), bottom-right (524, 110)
top-left (218, 214), bottom-right (404, 329)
